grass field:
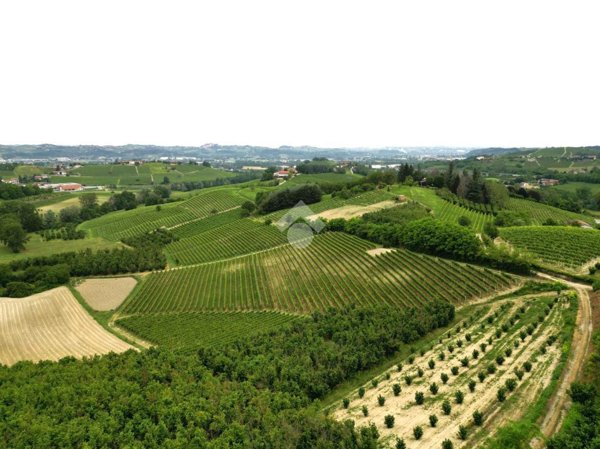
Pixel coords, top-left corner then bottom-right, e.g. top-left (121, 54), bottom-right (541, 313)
top-left (117, 311), bottom-right (302, 352)
top-left (279, 172), bottom-right (361, 188)
top-left (36, 192), bottom-right (111, 213)
top-left (501, 226), bottom-right (600, 270)
top-left (0, 234), bottom-right (121, 263)
top-left (51, 163), bottom-right (235, 187)
top-left (550, 181), bottom-right (600, 196)
top-left (123, 233), bottom-right (515, 315)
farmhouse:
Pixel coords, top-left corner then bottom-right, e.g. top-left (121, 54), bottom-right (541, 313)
top-left (539, 178), bottom-right (560, 187)
top-left (274, 170), bottom-right (289, 179)
top-left (42, 183), bottom-right (84, 192)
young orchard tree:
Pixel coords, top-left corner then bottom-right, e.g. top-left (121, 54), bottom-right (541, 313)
top-left (497, 387), bottom-right (507, 402)
top-left (429, 414), bottom-right (438, 427)
top-left (395, 438), bottom-right (406, 449)
top-left (455, 390), bottom-right (464, 404)
top-left (362, 405), bottom-right (368, 417)
top-left (378, 395), bottom-right (386, 406)
top-left (468, 380), bottom-right (476, 393)
top-left (430, 382), bottom-right (439, 395)
top-left (384, 415), bottom-right (395, 429)
top-left (392, 384), bottom-right (401, 396)
top-left (451, 366), bottom-right (459, 375)
top-left (442, 400), bottom-right (452, 415)
top-left (442, 439), bottom-right (454, 449)
top-left (473, 410), bottom-right (484, 426)
top-left (413, 426), bottom-right (424, 440)
top-left (358, 387), bottom-right (365, 398)
top-left (415, 392), bottom-right (425, 405)
top-left (342, 398), bottom-right (350, 409)
top-left (458, 425), bottom-right (468, 440)
top-left (429, 359), bottom-right (436, 369)
top-left (441, 373), bottom-right (449, 384)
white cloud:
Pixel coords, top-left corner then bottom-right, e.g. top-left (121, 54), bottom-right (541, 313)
top-left (0, 0), bottom-right (599, 148)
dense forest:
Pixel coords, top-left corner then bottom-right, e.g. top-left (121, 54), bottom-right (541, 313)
top-left (0, 302), bottom-right (454, 448)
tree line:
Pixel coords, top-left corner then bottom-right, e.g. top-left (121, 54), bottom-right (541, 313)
top-left (323, 214), bottom-right (531, 275)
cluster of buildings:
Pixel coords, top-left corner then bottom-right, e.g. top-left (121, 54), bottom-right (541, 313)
top-left (517, 178), bottom-right (561, 190)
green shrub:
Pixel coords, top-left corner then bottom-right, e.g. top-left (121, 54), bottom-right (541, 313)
top-left (413, 425), bottom-right (424, 440)
top-left (415, 391), bottom-right (425, 405)
top-left (385, 415), bottom-right (395, 428)
top-left (442, 400), bottom-right (452, 415)
top-left (429, 414), bottom-right (438, 427)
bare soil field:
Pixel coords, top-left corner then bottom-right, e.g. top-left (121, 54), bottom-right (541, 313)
top-left (0, 287), bottom-right (134, 365)
top-left (367, 248), bottom-right (395, 257)
top-left (76, 277), bottom-right (137, 311)
top-left (307, 200), bottom-right (397, 221)
top-left (333, 293), bottom-right (571, 448)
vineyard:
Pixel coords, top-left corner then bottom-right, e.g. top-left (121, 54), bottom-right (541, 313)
top-left (391, 186), bottom-right (493, 233)
top-left (80, 189), bottom-right (246, 240)
top-left (506, 198), bottom-right (594, 225)
top-left (117, 311), bottom-right (301, 352)
top-left (123, 233), bottom-right (516, 315)
top-left (165, 218), bottom-right (288, 265)
top-left (52, 163), bottom-right (234, 186)
top-left (501, 226), bottom-right (600, 269)
top-left (171, 209), bottom-right (243, 238)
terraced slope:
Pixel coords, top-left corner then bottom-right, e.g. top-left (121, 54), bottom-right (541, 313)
top-left (123, 233), bottom-right (515, 315)
top-left (501, 226), bottom-right (600, 269)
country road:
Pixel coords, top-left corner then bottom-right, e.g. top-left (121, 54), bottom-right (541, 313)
top-left (531, 272), bottom-right (593, 447)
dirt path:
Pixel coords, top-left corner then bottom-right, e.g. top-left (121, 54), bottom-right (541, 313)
top-left (530, 273), bottom-right (593, 447)
top-left (108, 312), bottom-right (154, 349)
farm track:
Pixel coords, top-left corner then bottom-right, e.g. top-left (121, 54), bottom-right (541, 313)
top-left (531, 273), bottom-right (593, 448)
top-left (108, 312), bottom-right (154, 349)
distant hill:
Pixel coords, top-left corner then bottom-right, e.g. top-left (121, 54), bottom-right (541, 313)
top-left (466, 147), bottom-right (525, 157)
top-left (0, 144), bottom-right (470, 162)
top-left (467, 146), bottom-right (600, 158)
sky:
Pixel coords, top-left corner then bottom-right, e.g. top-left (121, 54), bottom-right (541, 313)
top-left (0, 1), bottom-right (599, 149)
